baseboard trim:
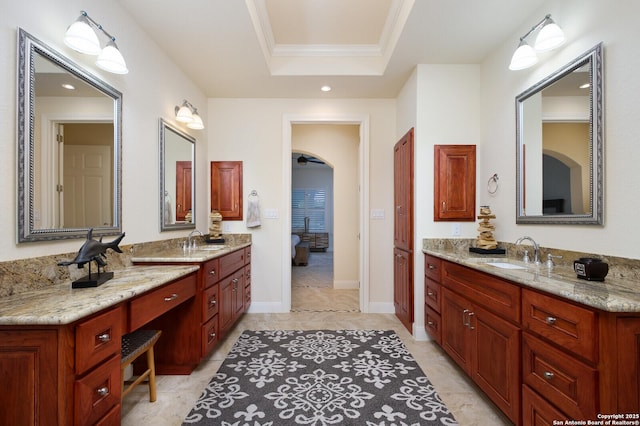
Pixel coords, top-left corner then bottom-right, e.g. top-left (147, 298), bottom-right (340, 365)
top-left (367, 302), bottom-right (395, 313)
top-left (333, 280), bottom-right (359, 290)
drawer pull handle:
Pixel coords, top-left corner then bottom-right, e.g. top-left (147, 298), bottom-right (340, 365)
top-left (546, 316), bottom-right (557, 325)
top-left (210, 299), bottom-right (217, 305)
top-left (164, 293), bottom-right (178, 302)
top-left (97, 333), bottom-right (111, 343)
top-left (428, 264), bottom-right (435, 270)
top-left (427, 321), bottom-right (434, 326)
top-left (209, 332), bottom-right (216, 338)
top-left (96, 386), bottom-right (109, 397)
top-left (543, 371), bottom-right (555, 380)
top-left (427, 291), bottom-right (434, 296)
top-left (209, 270), bottom-right (216, 276)
top-left (462, 309), bottom-right (470, 327)
top-left (467, 312), bottom-right (475, 330)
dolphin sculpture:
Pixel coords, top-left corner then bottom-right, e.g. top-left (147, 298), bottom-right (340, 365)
top-left (58, 229), bottom-right (126, 269)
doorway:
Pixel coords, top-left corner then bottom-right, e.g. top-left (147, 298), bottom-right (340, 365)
top-left (282, 115), bottom-right (370, 313)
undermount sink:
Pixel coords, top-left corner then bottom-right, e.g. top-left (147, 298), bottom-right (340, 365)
top-left (485, 262), bottom-right (527, 270)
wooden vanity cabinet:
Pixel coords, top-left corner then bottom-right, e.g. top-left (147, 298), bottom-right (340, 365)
top-left (424, 255), bottom-right (442, 343)
top-left (0, 305), bottom-right (123, 426)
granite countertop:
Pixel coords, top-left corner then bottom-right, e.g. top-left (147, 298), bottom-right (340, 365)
top-left (424, 248), bottom-right (640, 313)
top-left (132, 242), bottom-right (251, 263)
top-left (0, 265), bottom-right (199, 326)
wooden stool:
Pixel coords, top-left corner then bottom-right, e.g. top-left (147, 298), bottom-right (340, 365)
top-left (121, 329), bottom-right (162, 402)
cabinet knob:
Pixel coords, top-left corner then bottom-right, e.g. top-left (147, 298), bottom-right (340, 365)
top-left (545, 316), bottom-right (557, 325)
top-left (96, 386), bottom-right (109, 397)
top-left (210, 299), bottom-right (217, 305)
top-left (209, 270), bottom-right (216, 276)
top-left (428, 264), bottom-right (436, 270)
top-left (164, 293), bottom-right (178, 302)
top-left (427, 321), bottom-right (434, 326)
top-left (209, 332), bottom-right (216, 338)
top-left (543, 371), bottom-right (555, 380)
top-left (97, 333), bottom-right (111, 343)
top-left (427, 291), bottom-right (434, 297)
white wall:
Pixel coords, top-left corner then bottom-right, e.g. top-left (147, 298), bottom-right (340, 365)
top-left (207, 99), bottom-right (396, 312)
top-left (0, 0), bottom-right (208, 261)
top-left (479, 0), bottom-right (640, 258)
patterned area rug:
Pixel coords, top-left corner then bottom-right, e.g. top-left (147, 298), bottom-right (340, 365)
top-left (183, 330), bottom-right (458, 425)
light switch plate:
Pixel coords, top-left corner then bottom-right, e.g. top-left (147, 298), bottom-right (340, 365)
top-left (370, 209), bottom-right (385, 219)
top-left (264, 208), bottom-right (279, 219)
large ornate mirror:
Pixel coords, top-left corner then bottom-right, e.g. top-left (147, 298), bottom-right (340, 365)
top-left (159, 119), bottom-right (195, 231)
top-left (516, 43), bottom-right (603, 225)
top-left (17, 28), bottom-right (122, 242)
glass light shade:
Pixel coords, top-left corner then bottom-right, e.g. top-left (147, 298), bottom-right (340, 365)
top-left (509, 41), bottom-right (538, 70)
top-left (96, 40), bottom-right (129, 74)
top-left (187, 112), bottom-right (204, 129)
top-left (64, 15), bottom-right (101, 55)
top-left (176, 105), bottom-right (194, 122)
top-left (534, 20), bottom-right (565, 52)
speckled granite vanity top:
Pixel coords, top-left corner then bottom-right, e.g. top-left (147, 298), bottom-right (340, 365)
top-left (424, 248), bottom-right (640, 313)
top-left (131, 242), bottom-right (250, 263)
top-left (0, 265), bottom-right (199, 325)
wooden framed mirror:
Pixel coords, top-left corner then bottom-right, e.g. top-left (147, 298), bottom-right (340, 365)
top-left (159, 119), bottom-right (195, 231)
top-left (17, 28), bottom-right (123, 242)
top-left (516, 43), bottom-right (603, 225)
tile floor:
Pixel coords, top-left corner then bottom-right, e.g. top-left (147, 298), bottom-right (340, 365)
top-left (121, 252), bottom-right (511, 425)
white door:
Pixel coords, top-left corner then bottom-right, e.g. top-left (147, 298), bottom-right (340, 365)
top-left (62, 145), bottom-right (112, 228)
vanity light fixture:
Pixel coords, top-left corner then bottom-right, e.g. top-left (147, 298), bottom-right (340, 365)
top-left (509, 14), bottom-right (565, 71)
top-left (64, 11), bottom-right (129, 74)
top-left (175, 100), bottom-right (205, 130)
top-left (321, 85), bottom-right (332, 92)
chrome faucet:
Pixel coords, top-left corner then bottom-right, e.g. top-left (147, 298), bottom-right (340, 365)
top-left (188, 230), bottom-right (203, 250)
top-left (515, 236), bottom-right (541, 265)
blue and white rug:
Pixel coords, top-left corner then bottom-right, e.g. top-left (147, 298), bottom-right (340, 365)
top-left (183, 330), bottom-right (458, 425)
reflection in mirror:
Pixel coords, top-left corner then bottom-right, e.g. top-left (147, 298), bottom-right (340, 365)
top-left (516, 43), bottom-right (603, 225)
top-left (159, 119), bottom-right (195, 231)
top-left (17, 28), bottom-right (122, 242)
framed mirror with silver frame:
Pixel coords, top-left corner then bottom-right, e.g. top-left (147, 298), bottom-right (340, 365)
top-left (159, 119), bottom-right (195, 231)
top-left (17, 28), bottom-right (123, 242)
top-left (516, 43), bottom-right (603, 225)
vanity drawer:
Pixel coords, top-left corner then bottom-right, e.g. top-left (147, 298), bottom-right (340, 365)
top-left (523, 333), bottom-right (597, 420)
top-left (74, 355), bottom-right (121, 426)
top-left (203, 258), bottom-right (220, 288)
top-left (425, 277), bottom-right (441, 312)
top-left (129, 273), bottom-right (196, 331)
top-left (425, 305), bottom-right (441, 344)
top-left (522, 289), bottom-right (597, 362)
top-left (76, 306), bottom-right (122, 375)
top-left (202, 283), bottom-right (219, 322)
top-left (442, 261), bottom-right (521, 323)
top-left (201, 315), bottom-right (219, 356)
top-left (219, 249), bottom-right (245, 279)
top-left (424, 254), bottom-right (441, 282)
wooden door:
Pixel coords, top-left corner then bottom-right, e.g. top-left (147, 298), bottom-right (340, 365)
top-left (616, 317), bottom-right (640, 412)
top-left (0, 330), bottom-right (59, 425)
top-left (175, 160), bottom-right (192, 221)
top-left (441, 288), bottom-right (472, 373)
top-left (471, 303), bottom-right (521, 423)
top-left (393, 248), bottom-right (413, 332)
top-left (434, 145), bottom-right (476, 221)
top-left (394, 129), bottom-right (414, 250)
top-left (211, 161), bottom-right (243, 220)
top-left (219, 278), bottom-right (234, 332)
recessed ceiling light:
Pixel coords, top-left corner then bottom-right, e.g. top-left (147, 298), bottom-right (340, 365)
top-left (321, 85), bottom-right (332, 92)
top-left (61, 83), bottom-right (76, 90)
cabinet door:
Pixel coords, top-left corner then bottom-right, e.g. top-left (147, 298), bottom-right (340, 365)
top-left (211, 161), bottom-right (243, 220)
top-left (434, 145), bottom-right (476, 221)
top-left (616, 317), bottom-right (640, 413)
top-left (471, 303), bottom-right (521, 423)
top-left (441, 287), bottom-right (472, 373)
top-left (393, 248), bottom-right (413, 332)
top-left (219, 277), bottom-right (235, 332)
top-left (0, 330), bottom-right (59, 425)
top-left (393, 129), bottom-right (414, 250)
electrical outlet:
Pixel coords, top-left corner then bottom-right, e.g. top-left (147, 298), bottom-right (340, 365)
top-left (223, 222), bottom-right (231, 232)
top-left (451, 223), bottom-right (461, 236)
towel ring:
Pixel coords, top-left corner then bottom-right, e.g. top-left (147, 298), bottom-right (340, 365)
top-left (487, 174), bottom-right (499, 194)
top-left (249, 190), bottom-right (258, 197)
